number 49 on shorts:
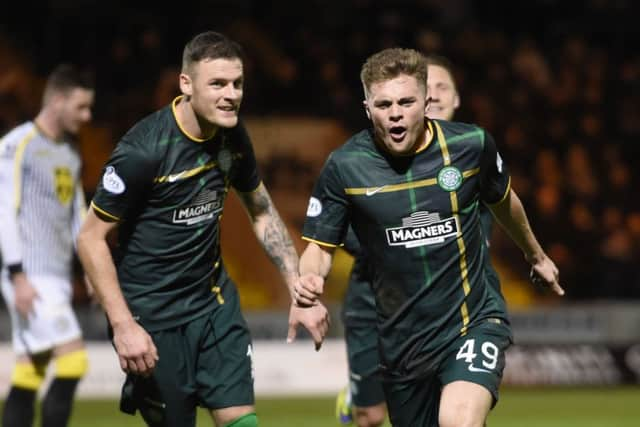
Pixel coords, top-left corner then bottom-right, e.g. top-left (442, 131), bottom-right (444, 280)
top-left (456, 339), bottom-right (499, 373)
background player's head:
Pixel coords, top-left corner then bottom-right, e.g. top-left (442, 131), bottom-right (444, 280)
top-left (180, 31), bottom-right (245, 129)
top-left (41, 64), bottom-right (94, 136)
top-left (425, 55), bottom-right (459, 121)
top-left (360, 48), bottom-right (429, 156)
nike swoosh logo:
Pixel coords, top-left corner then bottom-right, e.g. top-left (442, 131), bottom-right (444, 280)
top-left (365, 185), bottom-right (387, 196)
top-left (468, 364), bottom-right (491, 373)
top-left (167, 171), bottom-right (186, 182)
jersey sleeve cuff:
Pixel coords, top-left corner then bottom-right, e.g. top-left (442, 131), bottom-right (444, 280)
top-left (90, 201), bottom-right (121, 222)
top-left (301, 236), bottom-right (340, 248)
top-left (487, 176), bottom-right (511, 206)
top-left (235, 180), bottom-right (263, 194)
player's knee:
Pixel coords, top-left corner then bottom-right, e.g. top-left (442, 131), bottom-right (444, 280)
top-left (11, 361), bottom-right (47, 390)
top-left (55, 349), bottom-right (89, 379)
top-left (439, 408), bottom-right (485, 427)
top-left (225, 412), bottom-right (258, 427)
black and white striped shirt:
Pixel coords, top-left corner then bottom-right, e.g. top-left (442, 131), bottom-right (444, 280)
top-left (0, 121), bottom-right (86, 280)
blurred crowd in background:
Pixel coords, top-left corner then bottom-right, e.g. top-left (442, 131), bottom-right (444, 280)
top-left (1, 0), bottom-right (639, 306)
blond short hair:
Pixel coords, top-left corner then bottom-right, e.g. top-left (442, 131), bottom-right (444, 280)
top-left (360, 48), bottom-right (428, 98)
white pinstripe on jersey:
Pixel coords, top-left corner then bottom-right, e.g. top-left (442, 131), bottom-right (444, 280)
top-left (0, 121), bottom-right (85, 280)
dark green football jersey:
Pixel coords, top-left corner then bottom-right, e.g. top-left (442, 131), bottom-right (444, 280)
top-left (92, 98), bottom-right (260, 331)
top-left (340, 227), bottom-right (377, 325)
top-left (303, 119), bottom-right (512, 377)
top-left (342, 206), bottom-right (505, 326)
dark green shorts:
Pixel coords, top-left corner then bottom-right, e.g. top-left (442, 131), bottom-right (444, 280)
top-left (119, 283), bottom-right (254, 427)
top-left (344, 319), bottom-right (385, 407)
top-left (384, 319), bottom-right (512, 427)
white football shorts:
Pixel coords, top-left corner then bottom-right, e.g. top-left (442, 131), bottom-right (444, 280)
top-left (1, 274), bottom-right (82, 355)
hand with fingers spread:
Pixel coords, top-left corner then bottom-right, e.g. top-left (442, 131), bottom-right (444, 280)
top-left (12, 273), bottom-right (39, 318)
top-left (112, 318), bottom-right (159, 377)
top-left (529, 254), bottom-right (564, 296)
top-left (287, 302), bottom-right (330, 351)
top-left (294, 273), bottom-right (324, 307)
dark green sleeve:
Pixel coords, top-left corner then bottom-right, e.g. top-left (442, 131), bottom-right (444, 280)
top-left (229, 122), bottom-right (261, 192)
top-left (479, 130), bottom-right (511, 204)
top-left (302, 154), bottom-right (350, 246)
top-left (92, 138), bottom-right (158, 221)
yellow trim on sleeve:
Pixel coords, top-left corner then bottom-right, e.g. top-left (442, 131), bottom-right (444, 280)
top-left (487, 176), bottom-right (512, 207)
top-left (301, 236), bottom-right (339, 248)
top-left (90, 201), bottom-right (121, 221)
top-left (13, 128), bottom-right (38, 212)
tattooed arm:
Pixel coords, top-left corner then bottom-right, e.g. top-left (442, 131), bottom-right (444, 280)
top-left (237, 182), bottom-right (330, 349)
top-left (236, 182), bottom-right (300, 300)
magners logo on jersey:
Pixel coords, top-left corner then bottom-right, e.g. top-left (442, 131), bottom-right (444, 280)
top-left (172, 190), bottom-right (222, 225)
top-left (386, 211), bottom-right (459, 248)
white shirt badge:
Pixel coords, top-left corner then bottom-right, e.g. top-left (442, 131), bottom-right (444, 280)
top-left (103, 166), bottom-right (126, 194)
top-left (306, 197), bottom-right (322, 217)
top-left (496, 152), bottom-right (504, 173)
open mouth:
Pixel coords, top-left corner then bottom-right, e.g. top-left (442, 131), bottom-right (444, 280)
top-left (389, 125), bottom-right (407, 142)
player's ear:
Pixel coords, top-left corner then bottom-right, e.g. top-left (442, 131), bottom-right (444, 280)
top-left (453, 92), bottom-right (460, 110)
top-left (179, 73), bottom-right (193, 97)
top-left (363, 100), bottom-right (371, 120)
top-left (49, 92), bottom-right (66, 111)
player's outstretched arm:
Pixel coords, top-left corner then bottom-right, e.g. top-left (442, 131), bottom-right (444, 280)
top-left (76, 209), bottom-right (158, 376)
top-left (236, 184), bottom-right (330, 349)
top-left (236, 182), bottom-right (304, 302)
top-left (489, 189), bottom-right (564, 296)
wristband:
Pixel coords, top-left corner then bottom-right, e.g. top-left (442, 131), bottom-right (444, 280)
top-left (7, 263), bottom-right (24, 277)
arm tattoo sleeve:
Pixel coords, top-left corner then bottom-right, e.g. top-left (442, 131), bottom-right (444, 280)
top-left (241, 185), bottom-right (299, 277)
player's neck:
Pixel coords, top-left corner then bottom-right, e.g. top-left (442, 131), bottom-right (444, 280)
top-left (403, 123), bottom-right (432, 156)
top-left (415, 124), bottom-right (432, 153)
top-left (174, 96), bottom-right (218, 142)
top-left (34, 110), bottom-right (63, 142)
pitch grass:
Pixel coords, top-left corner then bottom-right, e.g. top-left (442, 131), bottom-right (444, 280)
top-left (2, 387), bottom-right (639, 426)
